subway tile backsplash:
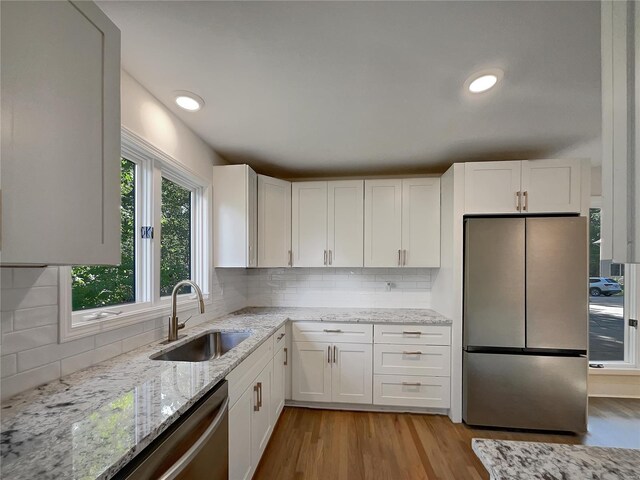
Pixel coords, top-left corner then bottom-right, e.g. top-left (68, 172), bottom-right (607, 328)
top-left (247, 267), bottom-right (435, 309)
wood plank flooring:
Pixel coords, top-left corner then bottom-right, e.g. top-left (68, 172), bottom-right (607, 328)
top-left (254, 398), bottom-right (640, 480)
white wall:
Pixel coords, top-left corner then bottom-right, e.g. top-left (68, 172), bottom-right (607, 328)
top-left (247, 268), bottom-right (434, 308)
top-left (0, 72), bottom-right (240, 400)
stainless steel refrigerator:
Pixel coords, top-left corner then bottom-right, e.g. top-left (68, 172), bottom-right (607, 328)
top-left (463, 216), bottom-right (588, 433)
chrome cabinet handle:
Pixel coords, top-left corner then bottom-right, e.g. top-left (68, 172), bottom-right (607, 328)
top-left (254, 384), bottom-right (260, 411)
top-left (403, 351), bottom-right (423, 355)
top-left (258, 382), bottom-right (263, 408)
top-left (284, 347), bottom-right (288, 366)
top-left (288, 250), bottom-right (292, 266)
top-left (402, 331), bottom-right (422, 336)
top-left (403, 249), bottom-right (407, 266)
top-left (329, 249), bottom-right (332, 265)
top-left (328, 345), bottom-right (331, 364)
top-left (402, 382), bottom-right (422, 386)
top-left (323, 329), bottom-right (342, 333)
top-left (398, 249), bottom-right (401, 266)
top-left (157, 397), bottom-right (230, 480)
top-left (324, 250), bottom-right (327, 265)
top-left (516, 191), bottom-right (521, 211)
top-left (333, 345), bottom-right (337, 364)
top-left (277, 333), bottom-right (285, 341)
top-left (523, 190), bottom-right (528, 211)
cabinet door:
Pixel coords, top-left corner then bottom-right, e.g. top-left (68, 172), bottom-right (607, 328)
top-left (248, 168), bottom-right (258, 267)
top-left (364, 180), bottom-right (402, 267)
top-left (229, 386), bottom-right (253, 480)
top-left (251, 359), bottom-right (273, 466)
top-left (401, 178), bottom-right (441, 267)
top-left (292, 341), bottom-right (332, 402)
top-left (520, 159), bottom-right (581, 213)
top-left (272, 346), bottom-right (286, 422)
top-left (332, 343), bottom-right (373, 404)
top-left (213, 164), bottom-right (257, 267)
top-left (464, 161), bottom-right (522, 214)
top-left (1, 0), bottom-right (120, 265)
top-left (327, 180), bottom-right (364, 267)
top-left (258, 175), bottom-right (292, 267)
top-left (292, 182), bottom-right (328, 267)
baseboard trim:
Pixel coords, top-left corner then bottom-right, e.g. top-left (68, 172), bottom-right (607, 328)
top-left (285, 400), bottom-right (449, 415)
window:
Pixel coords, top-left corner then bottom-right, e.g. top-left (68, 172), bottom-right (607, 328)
top-left (160, 177), bottom-right (192, 297)
top-left (72, 158), bottom-right (136, 311)
top-left (59, 130), bottom-right (210, 341)
top-left (588, 205), bottom-right (638, 366)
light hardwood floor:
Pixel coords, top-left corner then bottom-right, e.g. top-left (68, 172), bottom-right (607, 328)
top-left (254, 398), bottom-right (640, 480)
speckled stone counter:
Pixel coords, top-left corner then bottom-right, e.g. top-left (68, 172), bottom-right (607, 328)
top-left (473, 439), bottom-right (640, 480)
top-left (0, 307), bottom-right (450, 480)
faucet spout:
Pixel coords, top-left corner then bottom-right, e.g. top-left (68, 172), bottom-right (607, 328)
top-left (168, 280), bottom-right (205, 342)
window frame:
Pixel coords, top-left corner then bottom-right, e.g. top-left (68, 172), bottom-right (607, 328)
top-left (59, 128), bottom-right (211, 342)
top-left (588, 196), bottom-right (639, 370)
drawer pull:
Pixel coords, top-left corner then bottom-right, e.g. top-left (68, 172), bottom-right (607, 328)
top-left (402, 331), bottom-right (422, 336)
top-left (276, 333), bottom-right (285, 341)
top-left (403, 351), bottom-right (423, 355)
top-left (323, 329), bottom-right (342, 333)
top-left (402, 382), bottom-right (422, 386)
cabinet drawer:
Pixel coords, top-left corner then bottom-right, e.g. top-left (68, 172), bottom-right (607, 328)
top-left (292, 322), bottom-right (372, 344)
top-left (273, 324), bottom-right (287, 351)
top-left (373, 375), bottom-right (450, 408)
top-left (374, 324), bottom-right (450, 345)
top-left (227, 335), bottom-right (273, 407)
top-left (373, 344), bottom-right (450, 376)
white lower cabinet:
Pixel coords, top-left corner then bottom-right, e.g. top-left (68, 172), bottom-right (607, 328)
top-left (228, 331), bottom-right (287, 480)
top-left (272, 345), bottom-right (287, 420)
top-left (292, 341), bottom-right (373, 404)
top-left (251, 359), bottom-right (273, 463)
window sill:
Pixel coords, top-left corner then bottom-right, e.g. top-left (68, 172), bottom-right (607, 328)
top-left (60, 295), bottom-right (212, 343)
top-left (589, 367), bottom-right (640, 376)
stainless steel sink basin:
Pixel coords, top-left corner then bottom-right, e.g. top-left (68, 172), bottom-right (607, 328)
top-left (150, 331), bottom-right (251, 362)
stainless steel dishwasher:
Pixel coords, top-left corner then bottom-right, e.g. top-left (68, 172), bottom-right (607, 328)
top-left (116, 380), bottom-right (228, 480)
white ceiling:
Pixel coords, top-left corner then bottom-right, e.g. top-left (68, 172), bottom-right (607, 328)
top-left (98, 1), bottom-right (601, 178)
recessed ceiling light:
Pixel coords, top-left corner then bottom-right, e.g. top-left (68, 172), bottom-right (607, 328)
top-left (174, 91), bottom-right (204, 111)
top-left (465, 69), bottom-right (504, 94)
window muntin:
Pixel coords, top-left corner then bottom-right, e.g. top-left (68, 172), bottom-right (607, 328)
top-left (71, 158), bottom-right (136, 311)
top-left (160, 177), bottom-right (192, 297)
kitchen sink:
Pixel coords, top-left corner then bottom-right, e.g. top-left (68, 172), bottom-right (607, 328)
top-left (150, 331), bottom-right (251, 362)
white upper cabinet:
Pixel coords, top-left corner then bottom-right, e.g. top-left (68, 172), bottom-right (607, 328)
top-left (292, 182), bottom-right (328, 267)
top-left (520, 159), bottom-right (582, 214)
top-left (327, 180), bottom-right (364, 267)
top-left (213, 164), bottom-right (258, 267)
top-left (464, 159), bottom-right (583, 214)
top-left (401, 178), bottom-right (441, 267)
top-left (464, 161), bottom-right (522, 214)
top-left (364, 179), bottom-right (403, 267)
top-left (1, 0), bottom-right (121, 265)
top-left (258, 175), bottom-right (292, 267)
top-left (365, 178), bottom-right (440, 267)
top-left (292, 180), bottom-right (364, 267)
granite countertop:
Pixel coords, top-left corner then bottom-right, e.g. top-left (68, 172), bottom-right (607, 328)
top-left (0, 307), bottom-right (450, 480)
top-left (472, 439), bottom-right (640, 480)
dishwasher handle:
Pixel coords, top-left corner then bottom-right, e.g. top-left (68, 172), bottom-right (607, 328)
top-left (158, 396), bottom-right (230, 480)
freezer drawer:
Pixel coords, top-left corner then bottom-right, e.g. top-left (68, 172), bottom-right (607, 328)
top-left (463, 352), bottom-right (587, 432)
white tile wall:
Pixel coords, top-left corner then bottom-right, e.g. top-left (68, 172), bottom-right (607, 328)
top-left (0, 267), bottom-right (247, 400)
top-left (247, 267), bottom-right (435, 308)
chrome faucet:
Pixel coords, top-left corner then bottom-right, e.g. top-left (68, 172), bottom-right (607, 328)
top-left (168, 280), bottom-right (205, 342)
